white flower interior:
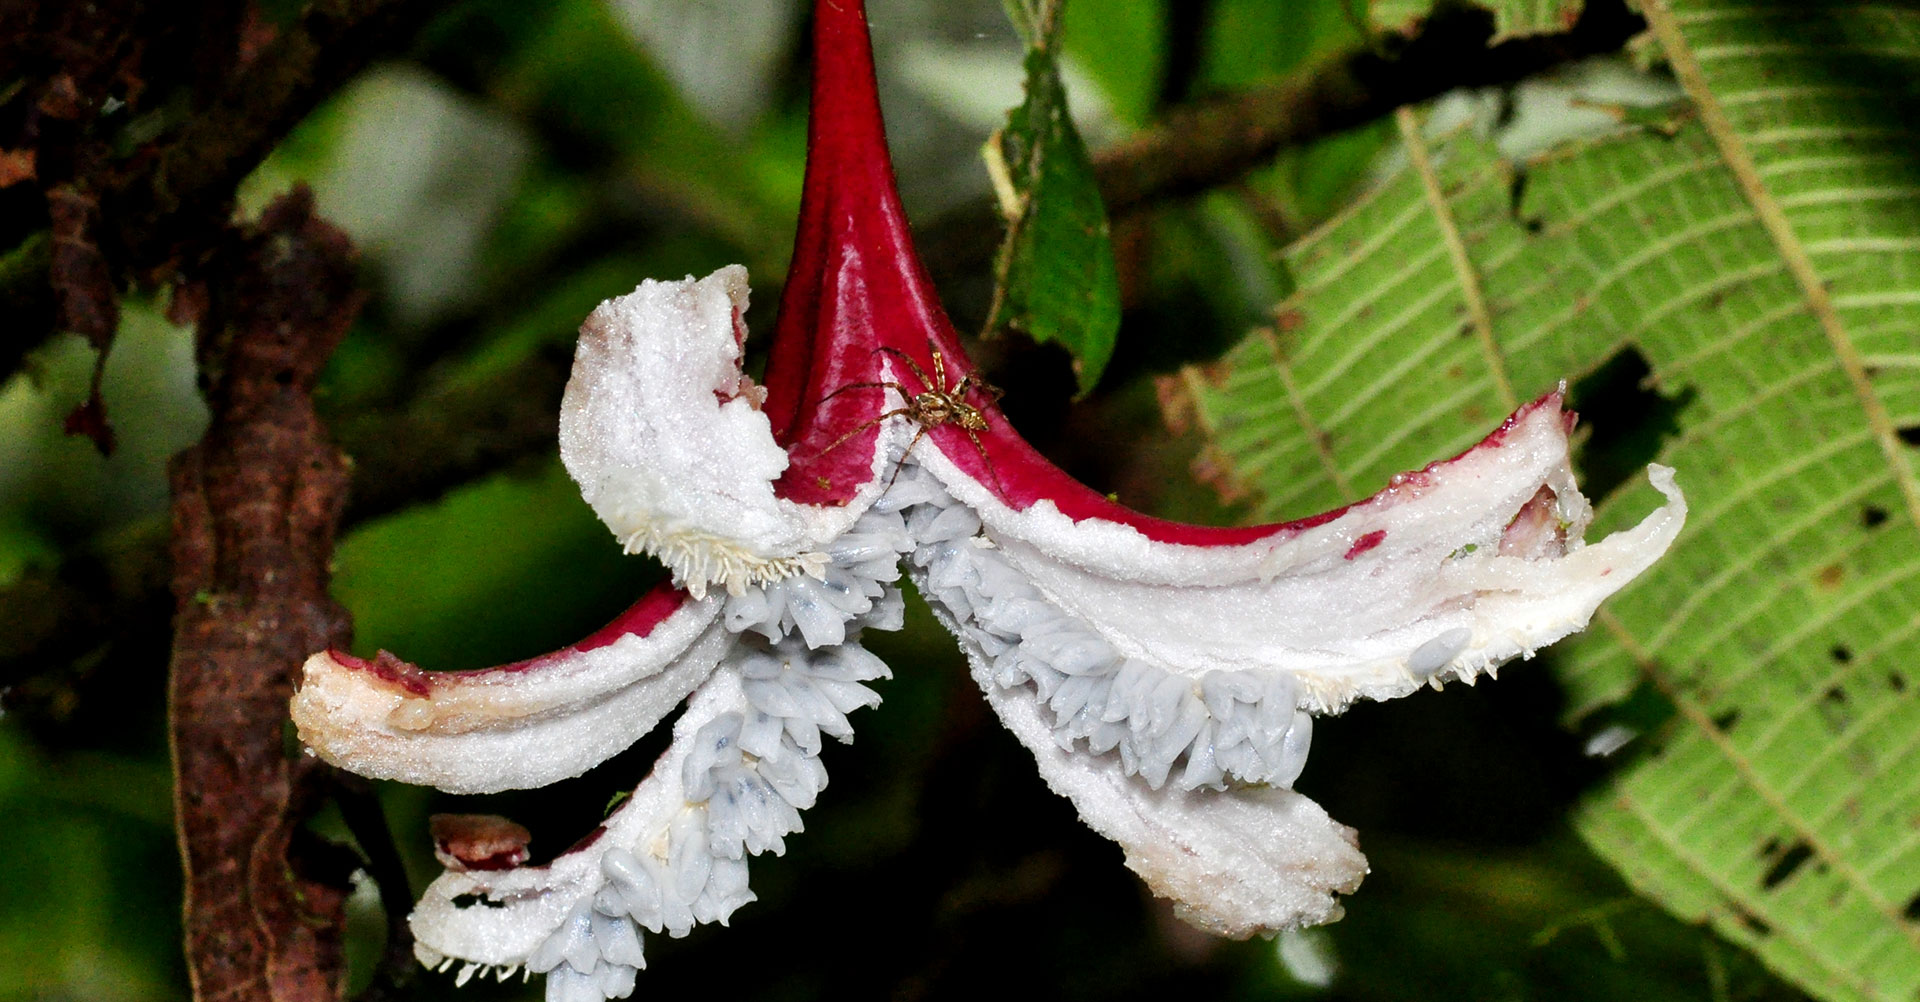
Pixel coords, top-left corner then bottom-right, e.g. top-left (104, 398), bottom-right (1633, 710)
top-left (407, 502), bottom-right (910, 999)
top-left (297, 268), bottom-right (1688, 1002)
top-left (914, 403), bottom-right (1687, 714)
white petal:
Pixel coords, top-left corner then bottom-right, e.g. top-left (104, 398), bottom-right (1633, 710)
top-left (290, 587), bottom-right (727, 794)
top-left (559, 266), bottom-right (898, 597)
top-left (920, 399), bottom-right (1686, 712)
top-left (957, 621), bottom-right (1367, 936)
top-left (407, 670), bottom-right (747, 969)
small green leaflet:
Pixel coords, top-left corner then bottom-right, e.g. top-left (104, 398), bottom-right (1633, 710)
top-left (984, 0), bottom-right (1120, 397)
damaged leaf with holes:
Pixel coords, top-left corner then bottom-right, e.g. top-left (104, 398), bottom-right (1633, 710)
top-left (1165, 5), bottom-right (1920, 999)
top-left (1368, 0), bottom-right (1588, 44)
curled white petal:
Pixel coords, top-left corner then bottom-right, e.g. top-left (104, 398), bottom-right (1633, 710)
top-left (886, 395), bottom-right (1684, 934)
top-left (559, 265), bottom-right (897, 598)
top-left (404, 504), bottom-right (909, 987)
top-left (918, 399), bottom-right (1687, 713)
top-left (290, 591), bottom-right (726, 794)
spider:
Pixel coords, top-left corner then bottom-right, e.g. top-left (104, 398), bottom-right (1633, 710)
top-left (815, 344), bottom-right (1008, 495)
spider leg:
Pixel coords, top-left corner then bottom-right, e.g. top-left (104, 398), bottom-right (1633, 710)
top-left (875, 345), bottom-right (935, 391)
top-left (964, 427), bottom-right (1010, 499)
top-left (948, 373), bottom-right (1003, 406)
top-left (928, 349), bottom-right (948, 392)
top-left (817, 380), bottom-right (912, 406)
top-left (813, 407), bottom-right (916, 458)
top-left (884, 424), bottom-right (932, 493)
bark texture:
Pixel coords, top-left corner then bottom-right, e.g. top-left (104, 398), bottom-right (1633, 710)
top-left (167, 188), bottom-right (361, 1002)
top-left (0, 0), bottom-right (443, 437)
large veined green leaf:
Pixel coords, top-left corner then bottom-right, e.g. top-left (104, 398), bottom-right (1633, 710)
top-left (1163, 3), bottom-right (1920, 1000)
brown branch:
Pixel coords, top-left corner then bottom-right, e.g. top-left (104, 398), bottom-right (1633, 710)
top-left (167, 187), bottom-right (361, 1002)
top-left (111, 0), bottom-right (448, 285)
top-left (0, 0), bottom-right (449, 392)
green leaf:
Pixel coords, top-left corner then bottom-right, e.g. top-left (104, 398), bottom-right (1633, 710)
top-left (1059, 0), bottom-right (1164, 126)
top-left (0, 729), bottom-right (180, 1001)
top-left (334, 461), bottom-right (662, 671)
top-left (985, 4), bottom-right (1121, 397)
top-left (1202, 0), bottom-right (1368, 90)
top-left (1370, 0), bottom-right (1587, 42)
top-left (1167, 4), bottom-right (1920, 1000)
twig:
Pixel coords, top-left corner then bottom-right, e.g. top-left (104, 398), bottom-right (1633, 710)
top-left (167, 187), bottom-right (361, 1002)
top-left (1091, 0), bottom-right (1644, 217)
top-left (111, 0), bottom-right (448, 282)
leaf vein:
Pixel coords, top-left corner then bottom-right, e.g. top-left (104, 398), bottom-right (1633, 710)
top-left (1645, 0), bottom-right (1920, 541)
top-left (1602, 605), bottom-right (1920, 961)
top-left (1396, 107), bottom-right (1517, 411)
top-left (1258, 328), bottom-right (1354, 501)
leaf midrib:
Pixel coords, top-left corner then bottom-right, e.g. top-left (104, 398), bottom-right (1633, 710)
top-left (1641, 0), bottom-right (1920, 539)
top-left (1395, 107), bottom-right (1520, 412)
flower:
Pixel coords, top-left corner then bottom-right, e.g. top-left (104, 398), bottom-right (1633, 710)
top-left (289, 1), bottom-right (1687, 998)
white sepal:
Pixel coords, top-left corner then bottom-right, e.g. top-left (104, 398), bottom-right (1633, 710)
top-left (917, 401), bottom-right (1686, 713)
top-left (953, 614), bottom-right (1368, 936)
top-left (290, 595), bottom-right (726, 794)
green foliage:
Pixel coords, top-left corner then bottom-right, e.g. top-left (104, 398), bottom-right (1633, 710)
top-left (1173, 4), bottom-right (1920, 1000)
top-left (1202, 0), bottom-right (1366, 89)
top-left (0, 729), bottom-right (181, 1002)
top-left (986, 0), bottom-right (1122, 396)
top-left (1370, 0), bottom-right (1587, 42)
top-left (1059, 0), bottom-right (1164, 126)
top-left (333, 462), bottom-right (663, 671)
